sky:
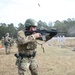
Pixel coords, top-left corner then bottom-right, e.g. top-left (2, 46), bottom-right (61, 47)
top-left (0, 0), bottom-right (75, 26)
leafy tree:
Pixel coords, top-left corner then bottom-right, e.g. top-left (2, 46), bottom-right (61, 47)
top-left (7, 23), bottom-right (17, 38)
top-left (18, 23), bottom-right (24, 31)
top-left (38, 20), bottom-right (49, 30)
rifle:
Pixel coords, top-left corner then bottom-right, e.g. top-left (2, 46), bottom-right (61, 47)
top-left (25, 28), bottom-right (66, 53)
top-left (25, 29), bottom-right (65, 40)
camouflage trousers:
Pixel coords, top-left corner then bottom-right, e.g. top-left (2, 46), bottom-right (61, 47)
top-left (5, 45), bottom-right (10, 54)
top-left (16, 57), bottom-right (38, 75)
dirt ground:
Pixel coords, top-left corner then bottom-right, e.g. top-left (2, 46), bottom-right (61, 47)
top-left (0, 37), bottom-right (75, 75)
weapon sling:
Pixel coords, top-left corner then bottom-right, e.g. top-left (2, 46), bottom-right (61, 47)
top-left (36, 41), bottom-right (45, 53)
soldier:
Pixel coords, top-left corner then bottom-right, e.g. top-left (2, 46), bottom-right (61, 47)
top-left (1, 36), bottom-right (4, 47)
top-left (4, 33), bottom-right (11, 54)
top-left (15, 18), bottom-right (53, 75)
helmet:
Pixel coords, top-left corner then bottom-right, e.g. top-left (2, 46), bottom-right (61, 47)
top-left (6, 33), bottom-right (9, 36)
top-left (2, 37), bottom-right (4, 39)
top-left (25, 18), bottom-right (38, 29)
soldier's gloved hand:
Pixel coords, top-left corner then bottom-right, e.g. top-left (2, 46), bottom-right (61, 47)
top-left (34, 33), bottom-right (41, 39)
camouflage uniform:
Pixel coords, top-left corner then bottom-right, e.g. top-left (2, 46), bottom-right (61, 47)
top-left (16, 19), bottom-right (52, 75)
top-left (4, 33), bottom-right (11, 54)
top-left (1, 37), bottom-right (4, 47)
top-left (16, 30), bottom-right (38, 75)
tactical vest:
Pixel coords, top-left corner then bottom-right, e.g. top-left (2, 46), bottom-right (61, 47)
top-left (18, 41), bottom-right (37, 50)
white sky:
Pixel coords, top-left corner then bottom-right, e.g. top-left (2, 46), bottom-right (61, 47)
top-left (0, 0), bottom-right (75, 26)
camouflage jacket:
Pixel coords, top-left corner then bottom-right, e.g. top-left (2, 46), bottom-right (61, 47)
top-left (17, 30), bottom-right (51, 54)
top-left (17, 30), bottom-right (37, 54)
top-left (4, 36), bottom-right (11, 45)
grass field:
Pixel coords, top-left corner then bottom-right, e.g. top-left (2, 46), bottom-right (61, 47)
top-left (0, 37), bottom-right (75, 75)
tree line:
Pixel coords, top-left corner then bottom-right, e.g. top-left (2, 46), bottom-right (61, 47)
top-left (0, 18), bottom-right (75, 40)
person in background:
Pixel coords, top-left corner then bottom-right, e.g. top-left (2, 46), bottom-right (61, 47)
top-left (4, 33), bottom-right (11, 54)
top-left (1, 36), bottom-right (4, 48)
